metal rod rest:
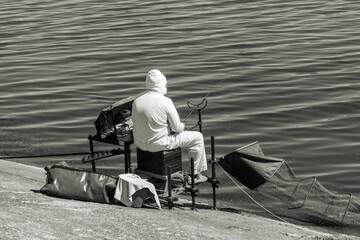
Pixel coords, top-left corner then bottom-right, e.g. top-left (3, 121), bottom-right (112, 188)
top-left (190, 157), bottom-right (197, 210)
top-left (0, 151), bottom-right (98, 160)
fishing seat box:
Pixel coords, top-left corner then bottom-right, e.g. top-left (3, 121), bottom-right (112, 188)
top-left (136, 148), bottom-right (182, 176)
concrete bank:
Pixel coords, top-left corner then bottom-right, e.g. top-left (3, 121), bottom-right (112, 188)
top-left (0, 159), bottom-right (358, 240)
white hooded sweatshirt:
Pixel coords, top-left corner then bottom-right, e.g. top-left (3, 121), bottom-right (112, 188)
top-left (132, 69), bottom-right (185, 152)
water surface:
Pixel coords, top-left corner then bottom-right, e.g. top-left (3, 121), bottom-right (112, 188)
top-left (1, 0), bottom-right (359, 233)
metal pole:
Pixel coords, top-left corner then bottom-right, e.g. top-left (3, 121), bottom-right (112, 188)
top-left (342, 194), bottom-right (352, 225)
top-left (88, 135), bottom-right (96, 172)
top-left (167, 166), bottom-right (174, 209)
top-left (124, 142), bottom-right (131, 173)
top-left (211, 136), bottom-right (217, 209)
top-left (197, 110), bottom-right (202, 133)
top-left (190, 157), bottom-right (196, 210)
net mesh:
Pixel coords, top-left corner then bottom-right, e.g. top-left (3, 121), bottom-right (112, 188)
top-left (257, 163), bottom-right (360, 226)
top-left (219, 142), bottom-right (360, 226)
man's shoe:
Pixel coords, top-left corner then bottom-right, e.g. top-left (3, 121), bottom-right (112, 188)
top-left (187, 173), bottom-right (208, 185)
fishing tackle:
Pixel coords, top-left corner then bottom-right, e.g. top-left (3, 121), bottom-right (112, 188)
top-left (0, 151), bottom-right (101, 160)
top-left (184, 98), bottom-right (207, 132)
top-left (182, 79), bottom-right (227, 130)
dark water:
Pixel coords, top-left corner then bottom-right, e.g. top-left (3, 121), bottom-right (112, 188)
top-left (1, 0), bottom-right (360, 235)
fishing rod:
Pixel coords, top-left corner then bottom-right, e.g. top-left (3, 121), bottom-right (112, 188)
top-left (0, 151), bottom-right (101, 160)
top-left (183, 78), bottom-right (227, 123)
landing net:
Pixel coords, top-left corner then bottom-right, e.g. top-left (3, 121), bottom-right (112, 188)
top-left (219, 142), bottom-right (360, 226)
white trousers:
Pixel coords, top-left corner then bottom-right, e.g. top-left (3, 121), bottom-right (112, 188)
top-left (166, 131), bottom-right (208, 175)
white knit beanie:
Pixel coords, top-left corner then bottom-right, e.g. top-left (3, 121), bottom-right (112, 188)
top-left (145, 69), bottom-right (167, 90)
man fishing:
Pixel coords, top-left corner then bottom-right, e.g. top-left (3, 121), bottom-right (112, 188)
top-left (132, 69), bottom-right (208, 184)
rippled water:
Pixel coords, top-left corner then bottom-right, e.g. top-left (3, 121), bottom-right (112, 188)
top-left (1, 0), bottom-right (360, 231)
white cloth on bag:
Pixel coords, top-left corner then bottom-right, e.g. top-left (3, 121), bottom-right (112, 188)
top-left (114, 173), bottom-right (161, 209)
